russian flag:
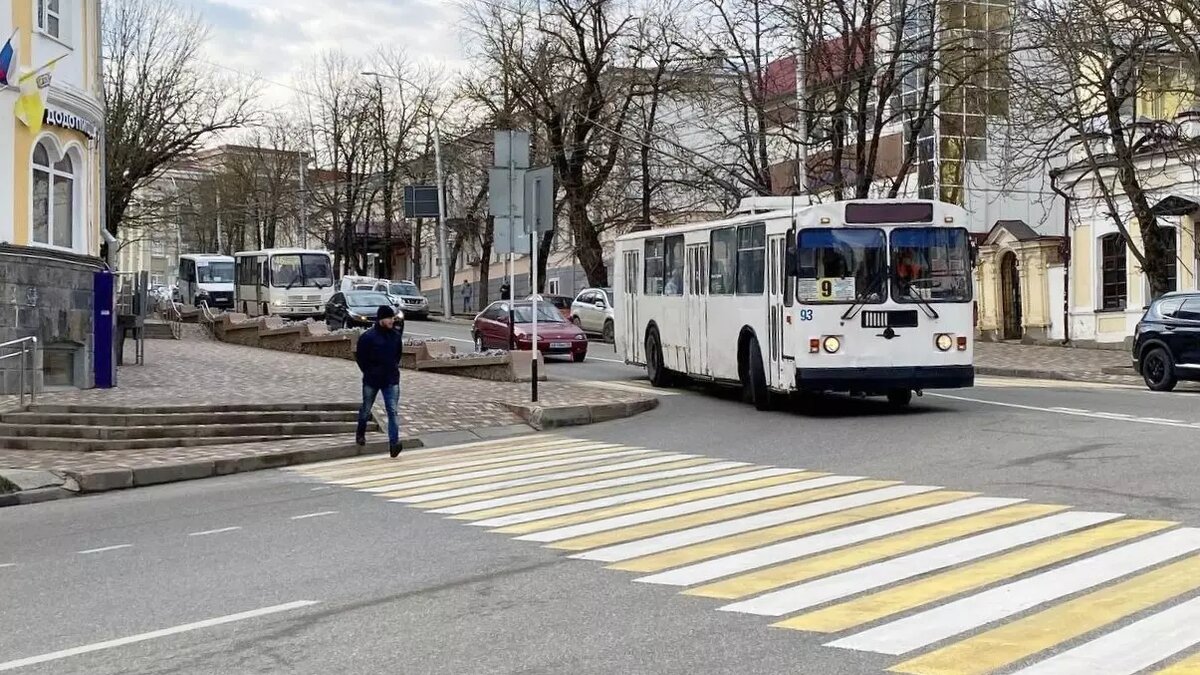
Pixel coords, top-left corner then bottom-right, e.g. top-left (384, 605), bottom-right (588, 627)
top-left (0, 30), bottom-right (16, 87)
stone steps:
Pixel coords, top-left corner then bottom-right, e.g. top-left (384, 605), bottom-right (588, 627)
top-left (4, 401), bottom-right (375, 452)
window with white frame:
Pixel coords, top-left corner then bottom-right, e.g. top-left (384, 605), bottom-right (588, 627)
top-left (36, 0), bottom-right (64, 40)
top-left (31, 140), bottom-right (77, 250)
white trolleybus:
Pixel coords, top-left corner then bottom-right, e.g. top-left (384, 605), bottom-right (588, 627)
top-left (614, 199), bottom-right (975, 408)
top-left (233, 248), bottom-right (336, 319)
top-left (177, 254), bottom-right (236, 310)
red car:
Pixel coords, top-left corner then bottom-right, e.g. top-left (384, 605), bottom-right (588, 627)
top-left (473, 300), bottom-right (589, 362)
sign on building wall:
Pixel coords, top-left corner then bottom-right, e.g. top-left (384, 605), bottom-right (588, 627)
top-left (43, 107), bottom-right (98, 139)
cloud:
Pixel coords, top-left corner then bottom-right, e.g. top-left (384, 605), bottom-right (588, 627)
top-left (181, 0), bottom-right (466, 102)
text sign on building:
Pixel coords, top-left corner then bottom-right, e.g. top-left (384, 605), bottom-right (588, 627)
top-left (44, 108), bottom-right (98, 139)
top-left (403, 185), bottom-right (440, 219)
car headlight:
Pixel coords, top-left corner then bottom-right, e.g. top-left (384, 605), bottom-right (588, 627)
top-left (823, 336), bottom-right (841, 354)
top-left (273, 299), bottom-right (287, 306)
top-left (935, 334), bottom-right (954, 352)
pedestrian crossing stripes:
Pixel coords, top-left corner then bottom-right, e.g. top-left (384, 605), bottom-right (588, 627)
top-left (287, 434), bottom-right (1200, 674)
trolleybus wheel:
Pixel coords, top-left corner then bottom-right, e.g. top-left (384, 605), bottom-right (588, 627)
top-left (887, 389), bottom-right (913, 407)
top-left (746, 338), bottom-right (772, 411)
top-left (645, 329), bottom-right (672, 387)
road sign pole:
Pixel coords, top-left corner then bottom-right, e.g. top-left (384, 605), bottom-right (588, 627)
top-left (434, 126), bottom-right (451, 319)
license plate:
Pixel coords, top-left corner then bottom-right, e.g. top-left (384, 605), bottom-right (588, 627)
top-left (550, 342), bottom-right (571, 349)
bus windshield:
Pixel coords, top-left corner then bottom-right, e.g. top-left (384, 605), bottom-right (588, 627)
top-left (271, 254), bottom-right (333, 289)
top-left (197, 262), bottom-right (234, 284)
top-left (796, 228), bottom-right (887, 303)
top-left (891, 228), bottom-right (972, 303)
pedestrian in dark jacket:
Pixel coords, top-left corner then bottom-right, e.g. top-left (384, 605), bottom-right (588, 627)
top-left (355, 305), bottom-right (404, 457)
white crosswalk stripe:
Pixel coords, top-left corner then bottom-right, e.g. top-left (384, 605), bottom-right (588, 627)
top-left (827, 528), bottom-right (1200, 655)
top-left (637, 497), bottom-right (1020, 587)
top-left (363, 448), bottom-right (654, 492)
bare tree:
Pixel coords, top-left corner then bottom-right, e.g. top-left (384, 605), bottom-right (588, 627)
top-left (1007, 0), bottom-right (1197, 298)
top-left (103, 0), bottom-right (256, 250)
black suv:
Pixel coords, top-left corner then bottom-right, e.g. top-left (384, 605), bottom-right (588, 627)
top-left (1133, 291), bottom-right (1200, 391)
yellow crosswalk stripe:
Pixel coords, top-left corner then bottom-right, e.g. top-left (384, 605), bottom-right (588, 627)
top-left (890, 553), bottom-right (1200, 675)
top-left (1156, 651), bottom-right (1200, 674)
top-left (442, 463), bottom-right (757, 518)
top-left (416, 459), bottom-right (737, 510)
top-left (552, 480), bottom-right (909, 553)
top-left (374, 453), bottom-right (680, 498)
top-left (777, 519), bottom-right (1175, 635)
top-left (686, 503), bottom-right (1066, 600)
top-left (342, 444), bottom-right (632, 488)
top-left (294, 436), bottom-right (574, 477)
top-left (489, 471), bottom-right (822, 535)
top-left (608, 490), bottom-right (971, 572)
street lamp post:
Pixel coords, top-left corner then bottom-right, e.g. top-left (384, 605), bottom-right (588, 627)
top-left (362, 71), bottom-right (452, 319)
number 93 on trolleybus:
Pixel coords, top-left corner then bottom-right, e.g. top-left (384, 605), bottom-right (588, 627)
top-left (613, 199), bottom-right (976, 409)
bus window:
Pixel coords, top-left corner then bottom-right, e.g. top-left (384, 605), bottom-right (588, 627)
top-left (198, 261), bottom-right (233, 283)
top-left (270, 253), bottom-right (333, 289)
top-left (644, 239), bottom-right (665, 295)
top-left (664, 235), bottom-right (684, 296)
top-left (736, 223), bottom-right (765, 295)
top-left (796, 228), bottom-right (886, 303)
top-left (710, 227), bottom-right (736, 295)
top-left (890, 228), bottom-right (972, 302)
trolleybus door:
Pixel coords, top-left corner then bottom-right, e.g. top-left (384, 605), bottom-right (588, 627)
top-left (767, 234), bottom-right (789, 388)
top-left (622, 249), bottom-right (641, 364)
top-left (685, 244), bottom-right (709, 375)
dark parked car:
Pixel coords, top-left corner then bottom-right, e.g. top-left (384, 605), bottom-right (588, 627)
top-left (1133, 291), bottom-right (1200, 391)
top-left (325, 291), bottom-right (400, 329)
top-left (525, 294), bottom-right (575, 320)
top-left (473, 300), bottom-right (589, 362)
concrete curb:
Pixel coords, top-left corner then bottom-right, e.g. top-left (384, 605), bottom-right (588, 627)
top-left (0, 424), bottom-right (542, 507)
top-left (975, 366), bottom-right (1137, 384)
top-left (499, 397), bottom-right (659, 430)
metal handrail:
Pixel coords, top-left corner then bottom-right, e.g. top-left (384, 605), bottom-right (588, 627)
top-left (0, 336), bottom-right (38, 407)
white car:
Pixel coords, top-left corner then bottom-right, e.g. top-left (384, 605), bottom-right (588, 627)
top-left (374, 279), bottom-right (430, 320)
top-left (571, 287), bottom-right (615, 342)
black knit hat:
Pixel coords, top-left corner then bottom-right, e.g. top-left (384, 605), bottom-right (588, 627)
top-left (377, 305), bottom-right (396, 321)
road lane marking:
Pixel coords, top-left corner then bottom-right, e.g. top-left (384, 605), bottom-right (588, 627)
top-left (637, 497), bottom-right (1019, 589)
top-left (391, 454), bottom-right (706, 503)
top-left (576, 484), bottom-right (944, 564)
top-left (349, 445), bottom-right (635, 488)
top-left (290, 511), bottom-right (339, 520)
top-left (471, 469), bottom-right (820, 529)
top-left (778, 519), bottom-right (1174, 634)
top-left (432, 461), bottom-right (749, 515)
top-left (362, 448), bottom-right (654, 494)
top-left (696, 502), bottom-right (1059, 601)
top-left (506, 472), bottom-right (830, 540)
top-left (188, 527), bottom-right (242, 537)
top-left (326, 441), bottom-right (610, 484)
top-left (0, 600), bottom-right (318, 672)
top-left (1157, 652), bottom-right (1200, 674)
top-left (1010, 594), bottom-right (1200, 675)
top-left (575, 379), bottom-right (681, 396)
top-left (827, 527), bottom-right (1200, 656)
top-left (78, 545), bottom-right (132, 555)
top-left (0, 564), bottom-right (13, 569)
top-left (295, 436), bottom-right (573, 477)
top-left (721, 509), bottom-right (1116, 616)
top-left (892, 554), bottom-right (1200, 675)
top-left (601, 486), bottom-right (959, 571)
top-left (929, 392), bottom-right (1200, 429)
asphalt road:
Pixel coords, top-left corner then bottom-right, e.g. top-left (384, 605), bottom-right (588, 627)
top-left (3, 376), bottom-right (1200, 674)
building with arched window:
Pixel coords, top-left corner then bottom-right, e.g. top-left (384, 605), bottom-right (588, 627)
top-left (0, 0), bottom-right (104, 393)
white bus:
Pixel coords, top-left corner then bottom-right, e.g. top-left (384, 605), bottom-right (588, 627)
top-left (177, 254), bottom-right (235, 310)
top-left (614, 199), bottom-right (975, 408)
top-left (233, 248), bottom-right (335, 319)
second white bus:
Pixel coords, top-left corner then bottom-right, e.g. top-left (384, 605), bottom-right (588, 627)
top-left (614, 199), bottom-right (975, 408)
top-left (177, 254), bottom-right (235, 310)
top-left (233, 248), bottom-right (336, 319)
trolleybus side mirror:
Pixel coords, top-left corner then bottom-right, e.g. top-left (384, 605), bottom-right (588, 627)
top-left (969, 241), bottom-right (980, 267)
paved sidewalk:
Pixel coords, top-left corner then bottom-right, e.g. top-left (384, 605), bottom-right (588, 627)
top-left (974, 341), bottom-right (1136, 384)
top-left (0, 338), bottom-right (657, 496)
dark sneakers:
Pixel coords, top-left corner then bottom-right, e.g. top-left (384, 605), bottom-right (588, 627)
top-left (389, 444), bottom-right (402, 458)
top-left (355, 433), bottom-right (366, 447)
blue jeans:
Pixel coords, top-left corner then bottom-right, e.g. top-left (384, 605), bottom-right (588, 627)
top-left (358, 383), bottom-right (399, 446)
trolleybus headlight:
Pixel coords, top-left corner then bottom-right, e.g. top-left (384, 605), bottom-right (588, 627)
top-left (936, 333), bottom-right (954, 351)
top-left (823, 336), bottom-right (841, 354)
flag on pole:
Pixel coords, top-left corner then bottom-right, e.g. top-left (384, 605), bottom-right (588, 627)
top-left (0, 29), bottom-right (17, 86)
top-left (14, 55), bottom-right (64, 134)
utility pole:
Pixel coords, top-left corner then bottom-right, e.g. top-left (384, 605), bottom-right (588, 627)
top-left (794, 4), bottom-right (808, 197)
top-left (434, 126), bottom-right (452, 319)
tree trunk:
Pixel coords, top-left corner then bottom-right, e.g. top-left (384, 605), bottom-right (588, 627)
top-left (536, 229), bottom-right (554, 294)
top-left (478, 216), bottom-right (494, 306)
top-left (570, 197), bottom-right (608, 287)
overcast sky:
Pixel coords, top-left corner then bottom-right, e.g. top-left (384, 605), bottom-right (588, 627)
top-left (180, 0), bottom-right (467, 103)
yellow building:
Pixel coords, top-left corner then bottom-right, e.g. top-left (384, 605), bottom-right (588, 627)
top-left (975, 220), bottom-right (1067, 342)
top-left (0, 0), bottom-right (105, 392)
